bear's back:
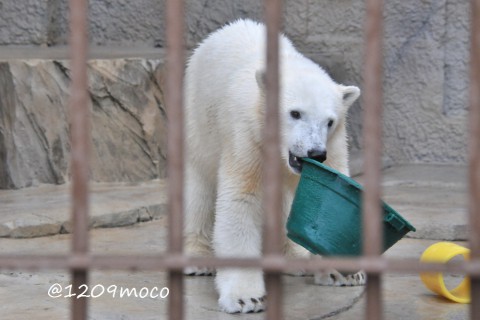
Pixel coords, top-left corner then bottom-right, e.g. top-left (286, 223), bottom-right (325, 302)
top-left (185, 19), bottom-right (300, 121)
top-left (184, 19), bottom-right (313, 173)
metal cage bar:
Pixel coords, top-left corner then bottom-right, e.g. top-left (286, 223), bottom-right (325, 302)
top-left (165, 0), bottom-right (186, 319)
top-left (68, 0), bottom-right (90, 319)
top-left (0, 1), bottom-right (479, 320)
top-left (469, 0), bottom-right (480, 318)
top-left (4, 254), bottom-right (480, 274)
top-left (362, 0), bottom-right (384, 319)
top-left (263, 0), bottom-right (284, 319)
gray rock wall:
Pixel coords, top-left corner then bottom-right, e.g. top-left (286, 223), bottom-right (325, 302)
top-left (0, 0), bottom-right (472, 188)
top-left (381, 0), bottom-right (469, 164)
top-left (0, 59), bottom-right (167, 188)
top-left (0, 1), bottom-right (50, 45)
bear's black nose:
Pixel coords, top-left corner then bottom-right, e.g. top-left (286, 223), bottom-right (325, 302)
top-left (308, 149), bottom-right (327, 163)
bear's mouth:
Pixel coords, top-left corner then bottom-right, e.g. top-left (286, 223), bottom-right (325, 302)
top-left (288, 152), bottom-right (303, 174)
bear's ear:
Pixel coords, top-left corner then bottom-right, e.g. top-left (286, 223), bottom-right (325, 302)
top-left (255, 70), bottom-right (266, 91)
top-left (339, 85), bottom-right (361, 110)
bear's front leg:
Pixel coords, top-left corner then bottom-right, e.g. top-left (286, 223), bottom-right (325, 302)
top-left (213, 173), bottom-right (266, 313)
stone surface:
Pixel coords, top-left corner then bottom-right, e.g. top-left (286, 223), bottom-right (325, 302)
top-left (443, 0), bottom-right (470, 117)
top-left (0, 218), bottom-right (365, 320)
top-left (0, 57), bottom-right (167, 189)
top-left (359, 164), bottom-right (468, 241)
top-left (381, 0), bottom-right (467, 165)
top-left (0, 163), bottom-right (468, 243)
top-left (0, 180), bottom-right (167, 238)
top-left (328, 238), bottom-right (469, 320)
top-left (0, 46), bottom-right (166, 61)
top-left (0, 1), bottom-right (472, 167)
top-left (46, 0), bottom-right (166, 47)
top-left (0, 164), bottom-right (471, 318)
top-left (296, 0), bottom-right (469, 165)
top-left (0, 221), bottom-right (469, 319)
top-left (0, 0), bottom-right (50, 45)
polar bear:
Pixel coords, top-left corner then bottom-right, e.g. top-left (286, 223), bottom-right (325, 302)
top-left (183, 19), bottom-right (362, 313)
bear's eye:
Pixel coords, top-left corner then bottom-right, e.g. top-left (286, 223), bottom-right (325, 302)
top-left (328, 119), bottom-right (334, 128)
top-left (290, 110), bottom-right (301, 119)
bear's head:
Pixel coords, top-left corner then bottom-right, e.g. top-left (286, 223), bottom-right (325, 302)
top-left (256, 66), bottom-right (360, 175)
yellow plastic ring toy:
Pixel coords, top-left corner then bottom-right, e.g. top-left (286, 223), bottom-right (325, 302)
top-left (419, 242), bottom-right (470, 303)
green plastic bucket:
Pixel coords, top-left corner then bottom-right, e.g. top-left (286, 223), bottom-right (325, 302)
top-left (286, 158), bottom-right (416, 256)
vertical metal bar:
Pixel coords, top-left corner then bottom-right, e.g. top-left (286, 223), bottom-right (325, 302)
top-left (165, 0), bottom-right (185, 319)
top-left (362, 0), bottom-right (384, 319)
top-left (263, 0), bottom-right (283, 319)
top-left (469, 1), bottom-right (480, 318)
top-left (68, 0), bottom-right (90, 319)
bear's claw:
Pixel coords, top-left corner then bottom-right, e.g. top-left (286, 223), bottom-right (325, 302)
top-left (183, 266), bottom-right (215, 276)
top-left (220, 295), bottom-right (266, 313)
top-left (314, 269), bottom-right (366, 286)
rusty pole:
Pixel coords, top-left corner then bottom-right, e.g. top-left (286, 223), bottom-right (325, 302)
top-left (362, 0), bottom-right (384, 319)
top-left (264, 0), bottom-right (284, 318)
top-left (469, 0), bottom-right (480, 318)
top-left (68, 0), bottom-right (90, 319)
top-left (165, 0), bottom-right (185, 319)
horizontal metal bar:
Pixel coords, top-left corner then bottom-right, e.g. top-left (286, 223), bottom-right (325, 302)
top-left (1, 254), bottom-right (480, 275)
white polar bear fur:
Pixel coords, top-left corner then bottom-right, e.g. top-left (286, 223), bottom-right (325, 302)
top-left (184, 19), bottom-right (361, 313)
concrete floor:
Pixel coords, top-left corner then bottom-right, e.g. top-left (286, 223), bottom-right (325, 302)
top-left (0, 164), bottom-right (471, 319)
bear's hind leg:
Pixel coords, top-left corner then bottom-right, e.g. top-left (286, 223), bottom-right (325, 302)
top-left (284, 238), bottom-right (312, 276)
top-left (184, 165), bottom-right (216, 276)
top-left (314, 269), bottom-right (366, 286)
